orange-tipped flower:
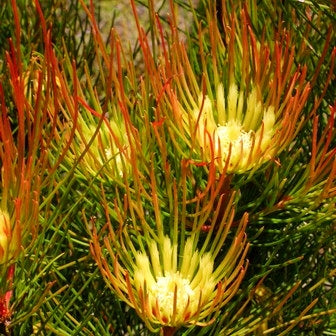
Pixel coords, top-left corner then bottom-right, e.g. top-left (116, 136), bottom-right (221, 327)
top-left (0, 0), bottom-right (60, 312)
top-left (0, 210), bottom-right (20, 265)
top-left (191, 83), bottom-right (278, 173)
top-left (130, 231), bottom-right (248, 329)
top-left (91, 156), bottom-right (249, 332)
top-left (92, 212), bottom-right (248, 332)
top-left (146, 4), bottom-right (311, 174)
top-left (68, 106), bottom-right (133, 181)
top-left (45, 9), bottom-right (139, 183)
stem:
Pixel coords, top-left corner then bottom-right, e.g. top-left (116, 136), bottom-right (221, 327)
top-left (0, 321), bottom-right (10, 336)
top-left (162, 326), bottom-right (178, 336)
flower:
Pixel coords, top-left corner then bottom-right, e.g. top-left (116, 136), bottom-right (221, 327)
top-left (132, 236), bottom-right (225, 327)
top-left (0, 210), bottom-right (19, 265)
top-left (193, 84), bottom-right (277, 172)
top-left (71, 112), bottom-right (132, 180)
top-left (45, 26), bottom-right (139, 183)
top-left (145, 5), bottom-right (311, 174)
top-left (91, 184), bottom-right (249, 333)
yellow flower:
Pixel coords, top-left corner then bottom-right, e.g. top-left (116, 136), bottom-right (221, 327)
top-left (148, 5), bottom-right (311, 174)
top-left (133, 236), bottom-right (217, 327)
top-left (194, 83), bottom-right (277, 172)
top-left (0, 210), bottom-right (20, 265)
top-left (72, 115), bottom-right (132, 180)
top-left (91, 197), bottom-right (249, 333)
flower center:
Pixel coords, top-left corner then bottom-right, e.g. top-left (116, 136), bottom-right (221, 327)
top-left (103, 145), bottom-right (127, 177)
top-left (149, 272), bottom-right (196, 322)
top-left (104, 147), bottom-right (113, 159)
top-left (215, 121), bottom-right (253, 164)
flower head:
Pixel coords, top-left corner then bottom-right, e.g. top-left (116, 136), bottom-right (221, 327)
top-left (145, 5), bottom-right (311, 174)
top-left (46, 24), bottom-right (139, 183)
top-left (0, 210), bottom-right (20, 265)
top-left (91, 161), bottom-right (249, 332)
top-left (70, 111), bottom-right (133, 181)
top-left (193, 84), bottom-right (277, 172)
top-left (92, 223), bottom-right (248, 332)
top-left (132, 236), bottom-right (219, 327)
